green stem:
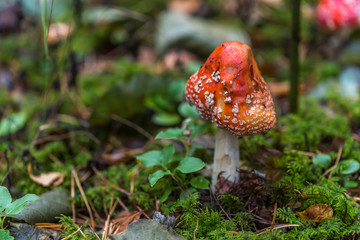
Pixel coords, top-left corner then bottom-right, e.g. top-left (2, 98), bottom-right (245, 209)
top-left (170, 173), bottom-right (189, 198)
top-left (0, 216), bottom-right (5, 229)
top-left (289, 0), bottom-right (301, 114)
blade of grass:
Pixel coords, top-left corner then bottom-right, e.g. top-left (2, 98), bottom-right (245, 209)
top-left (289, 0), bottom-right (301, 113)
top-left (39, 0), bottom-right (54, 59)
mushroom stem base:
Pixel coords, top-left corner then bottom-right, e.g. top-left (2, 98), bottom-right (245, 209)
top-left (212, 127), bottom-right (240, 190)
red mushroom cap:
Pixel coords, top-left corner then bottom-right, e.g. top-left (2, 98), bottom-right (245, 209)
top-left (185, 41), bottom-right (276, 137)
top-left (316, 0), bottom-right (360, 30)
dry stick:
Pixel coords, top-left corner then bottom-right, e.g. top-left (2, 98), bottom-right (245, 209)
top-left (328, 145), bottom-right (343, 179)
top-left (72, 169), bottom-right (95, 230)
top-left (116, 198), bottom-right (129, 212)
top-left (210, 189), bottom-right (232, 221)
top-left (78, 229), bottom-right (87, 238)
top-left (112, 115), bottom-right (153, 141)
top-left (0, 150), bottom-right (16, 186)
top-left (91, 166), bottom-right (130, 196)
top-left (60, 227), bottom-right (81, 240)
top-left (89, 200), bottom-right (105, 224)
top-left (137, 206), bottom-right (151, 220)
top-left (155, 197), bottom-right (159, 212)
top-left (113, 224), bottom-right (122, 235)
top-left (102, 200), bottom-right (118, 240)
top-left (270, 203), bottom-right (278, 232)
top-left (193, 217), bottom-right (199, 240)
top-left (31, 130), bottom-right (100, 147)
top-left (321, 145), bottom-right (343, 178)
top-left (290, 150), bottom-right (316, 157)
top-left (255, 224), bottom-right (302, 236)
top-left (170, 174), bottom-right (189, 198)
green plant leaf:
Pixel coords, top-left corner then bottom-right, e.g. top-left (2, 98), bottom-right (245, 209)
top-left (0, 229), bottom-right (14, 240)
top-left (149, 170), bottom-right (171, 187)
top-left (0, 112), bottom-right (27, 136)
top-left (159, 187), bottom-right (172, 202)
top-left (10, 190), bottom-right (71, 225)
top-left (5, 194), bottom-right (39, 215)
top-left (160, 144), bottom-right (175, 166)
top-left (312, 154), bottom-right (332, 169)
top-left (190, 176), bottom-right (209, 189)
top-left (152, 113), bottom-right (181, 126)
top-left (191, 123), bottom-right (209, 138)
top-left (0, 186), bottom-right (12, 213)
top-left (337, 159), bottom-right (360, 175)
top-left (178, 102), bottom-right (200, 118)
top-left (137, 151), bottom-right (162, 167)
top-left (176, 157), bottom-right (205, 174)
top-left (155, 128), bottom-right (184, 141)
top-left (344, 180), bottom-right (358, 188)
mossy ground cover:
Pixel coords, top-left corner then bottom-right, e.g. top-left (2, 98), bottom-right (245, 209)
top-left (0, 0), bottom-right (360, 239)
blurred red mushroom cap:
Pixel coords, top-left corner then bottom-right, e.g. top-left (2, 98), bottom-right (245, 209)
top-left (185, 41), bottom-right (276, 137)
top-left (316, 0), bottom-right (360, 30)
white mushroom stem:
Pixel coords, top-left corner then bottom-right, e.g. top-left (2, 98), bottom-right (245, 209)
top-left (212, 127), bottom-right (240, 190)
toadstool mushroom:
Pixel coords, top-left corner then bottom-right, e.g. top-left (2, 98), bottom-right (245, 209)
top-left (185, 41), bottom-right (276, 189)
top-left (316, 0), bottom-right (360, 30)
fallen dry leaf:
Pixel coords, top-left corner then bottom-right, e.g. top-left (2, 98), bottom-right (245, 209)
top-left (109, 211), bottom-right (142, 235)
top-left (297, 204), bottom-right (333, 223)
top-left (28, 165), bottom-right (66, 187)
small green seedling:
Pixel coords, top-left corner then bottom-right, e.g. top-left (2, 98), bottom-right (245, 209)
top-left (0, 186), bottom-right (38, 239)
top-left (137, 126), bottom-right (208, 200)
top-left (312, 154), bottom-right (360, 188)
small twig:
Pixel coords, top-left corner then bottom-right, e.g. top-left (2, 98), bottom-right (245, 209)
top-left (116, 198), bottom-right (129, 212)
top-left (155, 197), bottom-right (159, 212)
top-left (102, 200), bottom-right (118, 240)
top-left (328, 145), bottom-right (343, 179)
top-left (170, 174), bottom-right (189, 198)
top-left (112, 114), bottom-right (153, 141)
top-left (193, 217), bottom-right (199, 240)
top-left (255, 224), bottom-right (302, 236)
top-left (321, 145), bottom-right (343, 178)
top-left (78, 229), bottom-right (87, 238)
top-left (270, 203), bottom-right (278, 231)
top-left (60, 227), bottom-right (81, 240)
top-left (290, 150), bottom-right (316, 157)
top-left (210, 188), bottom-right (232, 221)
top-left (31, 130), bottom-right (100, 147)
top-left (89, 200), bottom-right (105, 224)
top-left (91, 165), bottom-right (130, 196)
top-left (175, 220), bottom-right (184, 228)
top-left (0, 150), bottom-right (15, 187)
top-left (137, 206), bottom-right (150, 220)
top-left (72, 169), bottom-right (95, 230)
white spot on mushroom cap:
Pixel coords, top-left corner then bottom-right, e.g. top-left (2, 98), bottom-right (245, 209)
top-left (211, 70), bottom-right (220, 82)
top-left (224, 97), bottom-right (231, 103)
top-left (204, 91), bottom-right (215, 108)
top-left (232, 104), bottom-right (239, 115)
